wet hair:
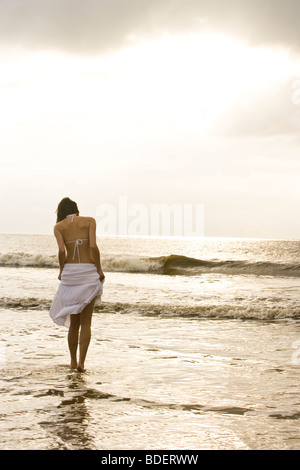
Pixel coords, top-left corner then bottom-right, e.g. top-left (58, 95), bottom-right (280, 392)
top-left (56, 197), bottom-right (79, 223)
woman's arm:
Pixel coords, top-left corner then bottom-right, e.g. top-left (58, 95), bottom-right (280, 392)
top-left (54, 227), bottom-right (66, 280)
top-left (89, 218), bottom-right (105, 282)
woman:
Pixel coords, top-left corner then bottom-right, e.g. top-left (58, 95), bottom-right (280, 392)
top-left (49, 197), bottom-right (105, 372)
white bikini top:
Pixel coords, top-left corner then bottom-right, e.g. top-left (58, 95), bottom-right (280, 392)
top-left (65, 214), bottom-right (88, 263)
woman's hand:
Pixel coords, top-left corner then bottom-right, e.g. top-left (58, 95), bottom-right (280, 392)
top-left (58, 272), bottom-right (62, 281)
top-left (98, 270), bottom-right (105, 282)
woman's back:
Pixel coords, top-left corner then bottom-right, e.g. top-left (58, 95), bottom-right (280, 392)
top-left (55, 214), bottom-right (95, 264)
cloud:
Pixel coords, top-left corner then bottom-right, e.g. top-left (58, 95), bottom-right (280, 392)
top-left (213, 81), bottom-right (300, 137)
top-left (0, 0), bottom-right (300, 54)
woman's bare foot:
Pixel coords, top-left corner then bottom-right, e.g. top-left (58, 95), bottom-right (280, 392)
top-left (76, 363), bottom-right (85, 372)
top-left (70, 361), bottom-right (77, 369)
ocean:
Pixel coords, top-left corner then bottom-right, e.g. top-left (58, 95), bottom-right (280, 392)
top-left (1, 233), bottom-right (300, 450)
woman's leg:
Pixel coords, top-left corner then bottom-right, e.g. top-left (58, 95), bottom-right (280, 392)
top-left (77, 299), bottom-right (95, 371)
top-left (68, 314), bottom-right (80, 369)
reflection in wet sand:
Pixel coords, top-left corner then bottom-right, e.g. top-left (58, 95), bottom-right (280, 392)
top-left (39, 373), bottom-right (96, 449)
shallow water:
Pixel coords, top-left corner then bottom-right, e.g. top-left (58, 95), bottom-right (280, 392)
top-left (1, 308), bottom-right (300, 450)
top-left (1, 234), bottom-right (300, 450)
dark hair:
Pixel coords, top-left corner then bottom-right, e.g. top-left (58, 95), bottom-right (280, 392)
top-left (56, 197), bottom-right (79, 223)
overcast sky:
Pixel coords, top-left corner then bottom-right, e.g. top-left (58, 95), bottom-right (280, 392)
top-left (1, 0), bottom-right (300, 238)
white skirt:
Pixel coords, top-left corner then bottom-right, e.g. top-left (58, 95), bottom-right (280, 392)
top-left (49, 263), bottom-right (104, 327)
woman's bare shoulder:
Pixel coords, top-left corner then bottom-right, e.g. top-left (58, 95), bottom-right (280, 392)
top-left (80, 216), bottom-right (96, 224)
top-left (54, 220), bottom-right (64, 231)
top-left (53, 216), bottom-right (96, 231)
top-left (53, 223), bottom-right (64, 240)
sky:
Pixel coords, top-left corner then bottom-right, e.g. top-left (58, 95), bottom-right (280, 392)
top-left (0, 0), bottom-right (300, 238)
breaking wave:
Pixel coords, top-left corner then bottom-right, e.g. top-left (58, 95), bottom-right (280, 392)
top-left (1, 251), bottom-right (300, 278)
top-left (0, 252), bottom-right (58, 268)
top-left (1, 297), bottom-right (299, 321)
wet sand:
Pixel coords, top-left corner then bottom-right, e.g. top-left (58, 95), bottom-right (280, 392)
top-left (1, 308), bottom-right (300, 450)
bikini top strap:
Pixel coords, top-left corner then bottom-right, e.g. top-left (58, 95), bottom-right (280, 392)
top-left (65, 238), bottom-right (89, 263)
top-left (66, 213), bottom-right (78, 223)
